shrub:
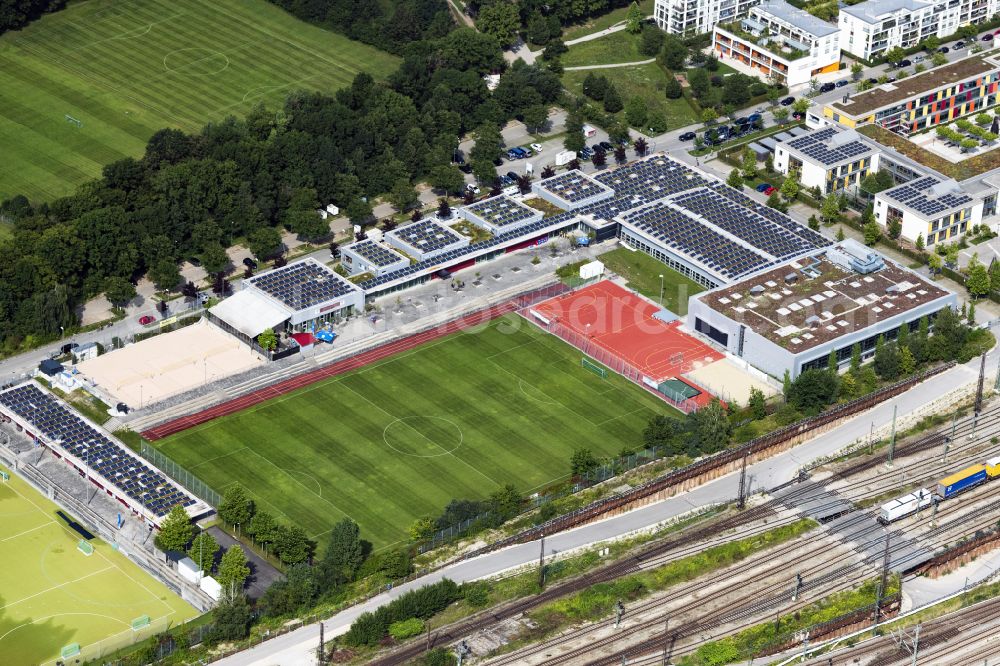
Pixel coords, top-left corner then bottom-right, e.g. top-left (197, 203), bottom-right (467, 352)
top-left (462, 581), bottom-right (491, 607)
top-left (388, 617), bottom-right (425, 640)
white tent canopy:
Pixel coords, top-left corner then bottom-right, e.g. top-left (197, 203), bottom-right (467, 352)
top-left (209, 289), bottom-right (288, 338)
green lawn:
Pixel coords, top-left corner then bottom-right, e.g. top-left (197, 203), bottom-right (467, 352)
top-left (0, 464), bottom-right (197, 665)
top-left (155, 314), bottom-right (676, 550)
top-left (563, 63), bottom-right (700, 131)
top-left (562, 0), bottom-right (655, 41)
top-left (562, 31), bottom-right (646, 67)
top-left (598, 247), bottom-right (704, 315)
top-left (0, 0), bottom-right (399, 202)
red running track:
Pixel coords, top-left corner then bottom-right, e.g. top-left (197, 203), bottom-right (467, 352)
top-left (142, 301), bottom-right (518, 441)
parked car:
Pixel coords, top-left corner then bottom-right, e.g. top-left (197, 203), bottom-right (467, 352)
top-left (755, 183), bottom-right (771, 193)
top-left (679, 131), bottom-right (697, 141)
top-left (458, 163), bottom-right (472, 174)
top-left (820, 82), bottom-right (836, 93)
top-left (518, 146), bottom-right (532, 157)
top-left (835, 79), bottom-right (849, 87)
top-left (763, 186), bottom-right (777, 195)
top-left (734, 116), bottom-right (749, 126)
top-left (590, 143), bottom-right (604, 153)
top-left (506, 171), bottom-right (519, 182)
top-left (492, 157), bottom-right (503, 166)
top-left (465, 183), bottom-right (480, 194)
top-left (530, 143), bottom-right (543, 153)
top-left (243, 257), bottom-right (258, 269)
top-left (599, 141), bottom-right (614, 151)
top-left (792, 111), bottom-right (805, 120)
top-left (61, 342), bottom-right (79, 355)
top-left (939, 46), bottom-right (950, 53)
top-left (983, 34), bottom-right (994, 42)
top-left (747, 113), bottom-right (763, 124)
top-left (914, 54), bottom-right (926, 62)
top-left (866, 77), bottom-right (879, 85)
top-left (899, 59), bottom-right (912, 67)
top-left (138, 315), bottom-right (156, 326)
top-left (780, 96), bottom-right (795, 106)
top-left (954, 41), bottom-right (965, 49)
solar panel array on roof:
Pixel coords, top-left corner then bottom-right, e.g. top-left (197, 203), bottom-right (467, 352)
top-left (464, 196), bottom-right (540, 230)
top-left (669, 188), bottom-right (819, 260)
top-left (347, 239), bottom-right (406, 267)
top-left (708, 181), bottom-right (829, 247)
top-left (390, 219), bottom-right (464, 253)
top-left (247, 260), bottom-right (358, 311)
top-left (786, 127), bottom-right (871, 166)
top-left (882, 175), bottom-right (973, 217)
top-left (585, 157), bottom-right (710, 222)
top-left (621, 200), bottom-right (771, 279)
top-left (0, 384), bottom-right (195, 518)
top-left (537, 171), bottom-right (614, 204)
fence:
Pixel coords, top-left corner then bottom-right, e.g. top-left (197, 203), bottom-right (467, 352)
top-left (140, 442), bottom-right (221, 507)
top-left (527, 312), bottom-right (701, 414)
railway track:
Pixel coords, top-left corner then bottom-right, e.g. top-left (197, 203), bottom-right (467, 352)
top-left (369, 403), bottom-right (1000, 665)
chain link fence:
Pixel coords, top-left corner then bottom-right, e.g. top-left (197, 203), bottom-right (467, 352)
top-left (140, 442), bottom-right (221, 507)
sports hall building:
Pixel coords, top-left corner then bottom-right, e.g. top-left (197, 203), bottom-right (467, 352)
top-left (686, 239), bottom-right (956, 378)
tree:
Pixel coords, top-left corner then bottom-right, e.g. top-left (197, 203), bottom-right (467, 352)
top-left (928, 252), bottom-right (943, 274)
top-left (640, 24), bottom-right (665, 56)
top-left (886, 217), bottom-right (902, 240)
top-left (932, 52), bottom-right (948, 66)
top-left (702, 107), bottom-right (718, 125)
top-left (218, 484), bottom-right (253, 532)
top-left (437, 198), bottom-right (452, 219)
top-left (643, 414), bottom-right (680, 451)
top-left (836, 226), bottom-right (846, 241)
top-left (564, 114), bottom-right (586, 153)
top-left (323, 518), bottom-right (367, 581)
top-left (874, 336), bottom-right (901, 380)
top-left (149, 259), bottom-right (181, 292)
top-left (389, 178), bottom-right (418, 213)
top-left (248, 511), bottom-right (279, 551)
top-left (522, 104), bottom-right (548, 133)
top-left (248, 226), bottom-right (282, 260)
top-left (103, 276), bottom-right (136, 309)
top-left (687, 68), bottom-right (709, 99)
top-left (915, 233), bottom-right (925, 251)
top-left (614, 145), bottom-right (627, 164)
top-left (408, 517), bottom-right (435, 542)
top-left (685, 399), bottom-right (732, 454)
top-left (967, 255), bottom-right (990, 299)
top-left (582, 73), bottom-right (609, 100)
top-left (748, 387), bottom-right (767, 419)
top-left (863, 220), bottom-right (881, 246)
top-left (634, 137), bottom-right (648, 157)
top-left (647, 112), bottom-right (668, 134)
top-left (851, 62), bottom-right (864, 81)
top-left (968, 300), bottom-right (976, 325)
top-left (741, 147), bottom-right (757, 179)
top-left (217, 546), bottom-right (251, 600)
top-left (726, 169), bottom-right (743, 189)
top-left (188, 531), bottom-right (219, 573)
top-left (885, 46), bottom-right (906, 66)
top-left (211, 594), bottom-right (253, 642)
top-left (591, 150), bottom-right (607, 168)
top-left (154, 505), bottom-right (193, 553)
top-left (766, 191), bottom-right (785, 211)
top-left (429, 165), bottom-right (464, 195)
top-left (475, 2), bottom-right (519, 47)
top-left (660, 35), bottom-right (688, 70)
top-left (772, 107), bottom-right (789, 124)
top-left (257, 328), bottom-right (277, 351)
top-left (782, 369), bottom-right (792, 401)
top-left (827, 349), bottom-right (839, 373)
top-left (780, 170), bottom-right (800, 201)
top-left (570, 448), bottom-right (599, 476)
top-left (625, 1), bottom-right (644, 33)
top-left (201, 243), bottom-right (229, 275)
top-left (787, 369), bottom-right (838, 412)
top-left (625, 96), bottom-right (648, 128)
top-left (851, 342), bottom-right (862, 373)
top-left (665, 77), bottom-right (683, 99)
top-left (275, 525), bottom-right (311, 565)
top-left (792, 99), bottom-right (809, 115)
top-left (603, 84), bottom-right (623, 113)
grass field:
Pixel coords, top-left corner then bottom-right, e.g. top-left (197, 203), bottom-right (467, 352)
top-left (562, 0), bottom-right (654, 41)
top-left (0, 465), bottom-right (197, 665)
top-left (0, 0), bottom-right (399, 202)
top-left (156, 314), bottom-right (675, 550)
top-left (561, 30), bottom-right (647, 67)
top-left (563, 63), bottom-right (700, 131)
top-left (598, 247), bottom-right (704, 316)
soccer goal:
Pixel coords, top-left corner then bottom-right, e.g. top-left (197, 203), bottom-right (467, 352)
top-left (581, 357), bottom-right (608, 379)
top-left (77, 539), bottom-right (94, 556)
top-left (65, 114), bottom-right (83, 128)
top-left (131, 615), bottom-right (151, 631)
top-left (0, 470), bottom-right (8, 482)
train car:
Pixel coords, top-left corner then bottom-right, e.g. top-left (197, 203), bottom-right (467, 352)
top-left (986, 456), bottom-right (1000, 478)
top-left (879, 488), bottom-right (934, 523)
top-left (937, 464), bottom-right (988, 499)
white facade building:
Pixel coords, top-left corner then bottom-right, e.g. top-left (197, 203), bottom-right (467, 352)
top-left (839, 0), bottom-right (998, 61)
top-left (655, 0), bottom-right (761, 35)
top-left (874, 175), bottom-right (983, 246)
top-left (714, 0), bottom-right (841, 86)
top-left (773, 126), bottom-right (877, 195)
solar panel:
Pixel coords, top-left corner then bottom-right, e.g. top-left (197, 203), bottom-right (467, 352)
top-left (387, 219), bottom-right (465, 255)
top-left (346, 239), bottom-right (407, 267)
top-left (246, 258), bottom-right (359, 311)
top-left (464, 196), bottom-right (542, 230)
top-left (882, 175), bottom-right (973, 217)
top-left (536, 170), bottom-right (615, 206)
top-left (786, 127), bottom-right (872, 166)
top-left (0, 385), bottom-right (195, 517)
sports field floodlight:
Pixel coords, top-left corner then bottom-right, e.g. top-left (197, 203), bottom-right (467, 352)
top-left (659, 274), bottom-right (664, 306)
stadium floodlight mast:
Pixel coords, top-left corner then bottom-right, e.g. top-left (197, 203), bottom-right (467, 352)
top-left (658, 275), bottom-right (664, 306)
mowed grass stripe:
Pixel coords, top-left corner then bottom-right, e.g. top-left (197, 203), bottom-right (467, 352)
top-left (0, 0), bottom-right (398, 200)
top-left (157, 316), bottom-right (675, 549)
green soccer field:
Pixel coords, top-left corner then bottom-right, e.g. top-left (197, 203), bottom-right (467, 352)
top-left (0, 465), bottom-right (197, 665)
top-left (156, 314), bottom-right (678, 550)
top-left (0, 0), bottom-right (399, 202)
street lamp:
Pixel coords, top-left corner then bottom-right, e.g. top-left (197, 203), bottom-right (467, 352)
top-left (658, 274), bottom-right (665, 306)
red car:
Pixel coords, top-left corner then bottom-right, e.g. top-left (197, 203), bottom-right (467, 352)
top-left (138, 315), bottom-right (156, 326)
top-left (763, 186), bottom-right (777, 195)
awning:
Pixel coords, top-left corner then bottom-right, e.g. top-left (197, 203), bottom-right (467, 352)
top-left (209, 290), bottom-right (289, 338)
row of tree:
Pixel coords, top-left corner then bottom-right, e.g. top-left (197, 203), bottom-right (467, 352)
top-left (0, 0), bottom-right (63, 35)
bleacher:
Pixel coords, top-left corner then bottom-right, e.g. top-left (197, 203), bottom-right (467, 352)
top-left (0, 384), bottom-right (196, 519)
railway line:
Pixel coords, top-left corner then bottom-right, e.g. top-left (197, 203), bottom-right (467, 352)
top-left (370, 402), bottom-right (1000, 665)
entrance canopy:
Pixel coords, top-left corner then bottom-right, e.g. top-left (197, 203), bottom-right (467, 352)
top-left (209, 289), bottom-right (289, 338)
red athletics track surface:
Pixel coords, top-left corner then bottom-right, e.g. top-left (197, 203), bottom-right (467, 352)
top-left (141, 301), bottom-right (519, 441)
top-left (532, 280), bottom-right (723, 382)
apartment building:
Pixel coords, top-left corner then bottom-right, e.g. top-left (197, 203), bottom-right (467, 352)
top-left (714, 0), bottom-right (840, 86)
top-left (839, 0), bottom-right (997, 61)
top-left (774, 126), bottom-right (878, 194)
top-left (655, 0), bottom-right (761, 35)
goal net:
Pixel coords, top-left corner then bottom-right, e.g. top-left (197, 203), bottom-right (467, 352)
top-left (581, 357), bottom-right (608, 379)
top-left (77, 540), bottom-right (94, 556)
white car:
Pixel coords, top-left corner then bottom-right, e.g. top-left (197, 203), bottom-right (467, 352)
top-left (530, 143), bottom-right (543, 153)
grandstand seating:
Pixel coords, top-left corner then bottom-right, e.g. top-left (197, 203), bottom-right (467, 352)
top-left (0, 384), bottom-right (195, 518)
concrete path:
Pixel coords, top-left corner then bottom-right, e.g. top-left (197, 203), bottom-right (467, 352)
top-left (564, 57), bottom-right (656, 71)
top-left (564, 21), bottom-right (628, 46)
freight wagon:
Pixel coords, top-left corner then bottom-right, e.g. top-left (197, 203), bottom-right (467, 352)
top-left (937, 464), bottom-right (988, 499)
top-left (878, 456), bottom-right (1000, 523)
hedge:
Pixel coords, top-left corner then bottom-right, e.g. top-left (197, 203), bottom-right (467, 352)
top-left (343, 579), bottom-right (461, 647)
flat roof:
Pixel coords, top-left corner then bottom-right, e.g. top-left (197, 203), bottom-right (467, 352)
top-left (840, 0), bottom-right (930, 22)
top-left (754, 0), bottom-right (838, 37)
top-left (832, 54), bottom-right (1000, 117)
top-left (463, 195), bottom-right (542, 230)
top-left (386, 219), bottom-right (465, 254)
top-left (209, 289), bottom-right (290, 338)
top-left (880, 175), bottom-right (973, 219)
top-left (783, 127), bottom-right (875, 168)
top-left (534, 170), bottom-right (615, 208)
top-left (344, 239), bottom-right (408, 267)
top-left (244, 257), bottom-right (360, 313)
top-left (698, 248), bottom-right (951, 352)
